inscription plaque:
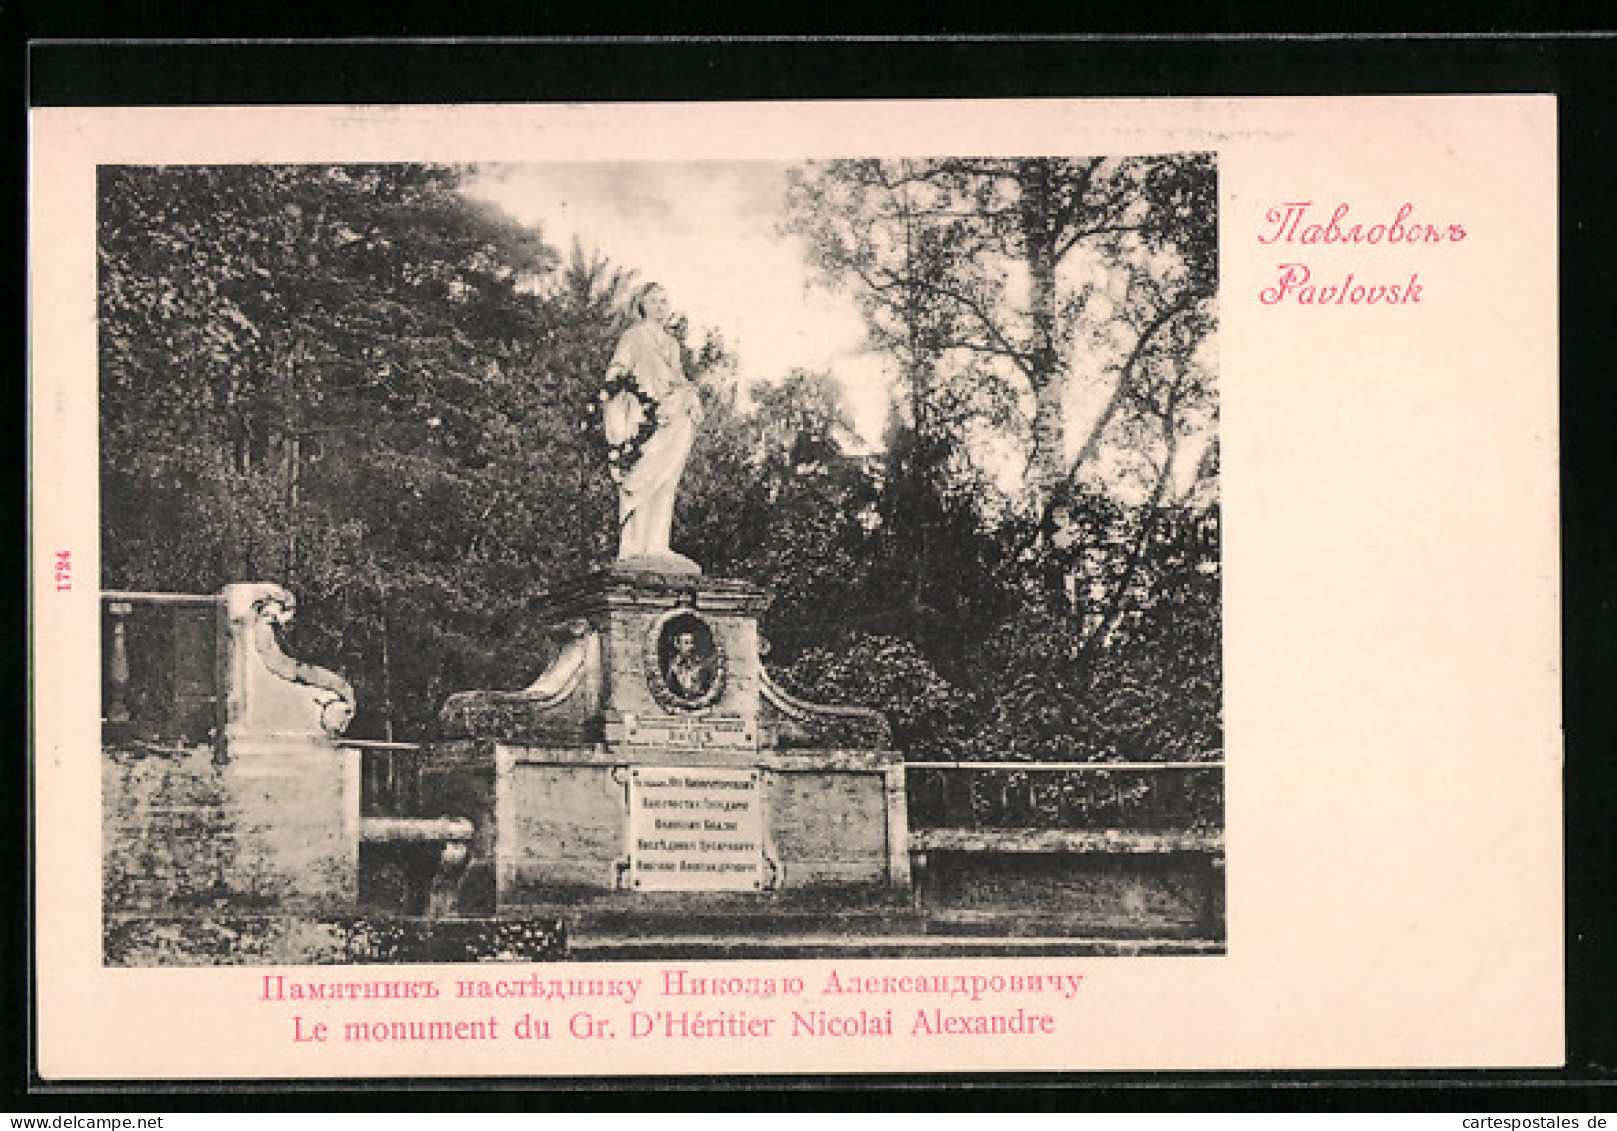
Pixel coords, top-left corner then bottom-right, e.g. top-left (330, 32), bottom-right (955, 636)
top-left (606, 712), bottom-right (755, 750)
top-left (626, 766), bottom-right (769, 891)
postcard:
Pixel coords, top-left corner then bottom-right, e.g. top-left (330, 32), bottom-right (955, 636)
top-left (30, 94), bottom-right (1560, 1079)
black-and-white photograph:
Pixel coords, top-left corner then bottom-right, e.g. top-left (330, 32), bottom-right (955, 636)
top-left (97, 154), bottom-right (1222, 965)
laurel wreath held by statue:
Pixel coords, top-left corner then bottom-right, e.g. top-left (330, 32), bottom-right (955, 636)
top-left (591, 371), bottom-right (660, 478)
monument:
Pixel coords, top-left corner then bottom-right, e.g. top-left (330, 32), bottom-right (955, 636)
top-left (429, 284), bottom-right (910, 919)
top-left (98, 284), bottom-right (1222, 964)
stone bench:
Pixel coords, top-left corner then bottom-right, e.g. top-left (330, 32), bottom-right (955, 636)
top-left (359, 817), bottom-right (477, 917)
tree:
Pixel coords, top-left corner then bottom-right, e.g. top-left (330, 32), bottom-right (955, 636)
top-left (784, 153), bottom-right (1222, 765)
top-left (786, 154), bottom-right (1216, 503)
top-left (99, 164), bottom-right (629, 737)
top-left (100, 157), bottom-right (1223, 769)
top-left (731, 369), bottom-right (882, 653)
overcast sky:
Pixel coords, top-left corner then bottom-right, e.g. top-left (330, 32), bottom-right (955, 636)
top-left (465, 161), bottom-right (894, 446)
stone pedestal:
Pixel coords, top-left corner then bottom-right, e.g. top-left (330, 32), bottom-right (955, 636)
top-left (104, 742), bottom-right (361, 919)
top-left (103, 583), bottom-right (364, 963)
top-left (430, 567), bottom-right (908, 911)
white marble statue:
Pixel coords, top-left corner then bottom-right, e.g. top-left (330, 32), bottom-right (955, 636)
top-left (601, 283), bottom-right (704, 573)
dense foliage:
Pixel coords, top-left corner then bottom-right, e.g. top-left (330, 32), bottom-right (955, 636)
top-left (100, 160), bottom-right (1220, 762)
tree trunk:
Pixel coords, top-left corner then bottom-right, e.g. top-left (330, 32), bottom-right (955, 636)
top-left (1022, 161), bottom-right (1065, 496)
top-left (1085, 393), bottom-right (1182, 664)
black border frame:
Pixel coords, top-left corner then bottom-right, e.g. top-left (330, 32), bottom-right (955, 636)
top-left (17, 32), bottom-right (1617, 1109)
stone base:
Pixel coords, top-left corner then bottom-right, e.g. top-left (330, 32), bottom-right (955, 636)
top-left (614, 552), bottom-right (701, 576)
top-left (103, 741), bottom-right (360, 918)
top-left (429, 567), bottom-right (906, 909)
top-left (417, 741), bottom-right (909, 909)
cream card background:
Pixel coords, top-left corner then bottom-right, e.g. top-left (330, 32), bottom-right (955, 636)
top-left (30, 96), bottom-right (1561, 1077)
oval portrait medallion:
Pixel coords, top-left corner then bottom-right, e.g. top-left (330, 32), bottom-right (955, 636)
top-left (645, 609), bottom-right (726, 711)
